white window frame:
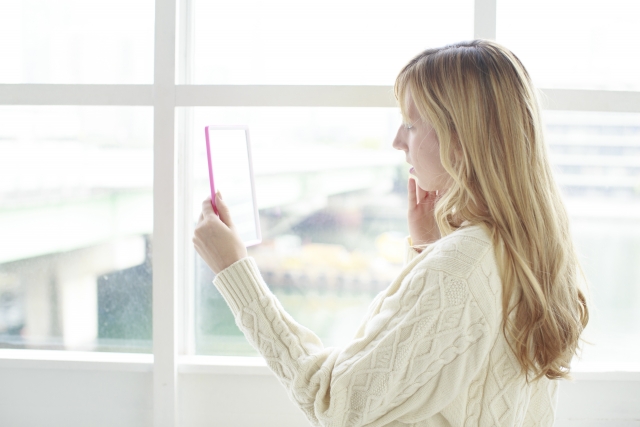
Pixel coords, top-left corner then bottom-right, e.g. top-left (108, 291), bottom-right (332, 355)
top-left (1, 0), bottom-right (640, 426)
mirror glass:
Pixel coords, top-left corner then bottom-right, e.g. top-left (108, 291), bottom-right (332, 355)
top-left (205, 127), bottom-right (261, 246)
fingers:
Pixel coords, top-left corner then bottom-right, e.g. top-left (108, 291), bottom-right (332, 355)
top-left (408, 177), bottom-right (417, 205)
top-left (200, 196), bottom-right (223, 231)
top-left (408, 177), bottom-right (432, 205)
top-left (202, 196), bottom-right (215, 216)
top-left (416, 183), bottom-right (428, 202)
top-left (408, 178), bottom-right (442, 206)
top-left (200, 192), bottom-right (235, 229)
top-left (215, 191), bottom-right (235, 228)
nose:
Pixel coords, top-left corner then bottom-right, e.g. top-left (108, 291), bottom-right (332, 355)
top-left (392, 125), bottom-right (406, 151)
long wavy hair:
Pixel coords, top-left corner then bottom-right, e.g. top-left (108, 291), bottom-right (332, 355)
top-left (395, 39), bottom-right (590, 382)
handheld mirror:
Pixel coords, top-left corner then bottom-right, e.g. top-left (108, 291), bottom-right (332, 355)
top-left (205, 125), bottom-right (261, 247)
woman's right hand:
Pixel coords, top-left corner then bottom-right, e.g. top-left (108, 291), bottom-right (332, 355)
top-left (407, 177), bottom-right (441, 247)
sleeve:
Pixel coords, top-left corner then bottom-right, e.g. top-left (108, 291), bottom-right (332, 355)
top-left (522, 378), bottom-right (559, 427)
top-left (403, 236), bottom-right (422, 265)
top-left (213, 256), bottom-right (494, 427)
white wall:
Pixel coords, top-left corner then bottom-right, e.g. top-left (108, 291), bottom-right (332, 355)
top-left (0, 368), bottom-right (153, 427)
top-left (1, 365), bottom-right (639, 427)
top-left (179, 374), bottom-right (309, 427)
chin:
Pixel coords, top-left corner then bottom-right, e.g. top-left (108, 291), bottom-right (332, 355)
top-left (413, 177), bottom-right (429, 191)
top-left (419, 182), bottom-right (441, 193)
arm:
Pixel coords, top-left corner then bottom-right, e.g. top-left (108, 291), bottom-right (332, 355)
top-left (404, 236), bottom-right (438, 266)
top-left (213, 256), bottom-right (494, 427)
top-left (522, 377), bottom-right (559, 427)
top-left (194, 193), bottom-right (494, 426)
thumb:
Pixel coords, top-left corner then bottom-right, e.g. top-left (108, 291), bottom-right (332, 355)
top-left (216, 191), bottom-right (234, 228)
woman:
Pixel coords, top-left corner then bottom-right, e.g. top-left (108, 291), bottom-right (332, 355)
top-left (193, 39), bottom-right (590, 426)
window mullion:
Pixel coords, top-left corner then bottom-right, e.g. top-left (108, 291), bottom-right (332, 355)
top-left (175, 84), bottom-right (397, 107)
top-left (541, 88), bottom-right (640, 113)
top-left (474, 0), bottom-right (497, 40)
top-left (176, 0), bottom-right (196, 357)
top-left (173, 85), bottom-right (640, 113)
top-left (0, 84), bottom-right (153, 105)
top-left (153, 0), bottom-right (178, 427)
top-left (3, 84), bottom-right (639, 113)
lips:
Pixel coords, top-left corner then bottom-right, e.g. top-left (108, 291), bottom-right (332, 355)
top-left (409, 167), bottom-right (416, 174)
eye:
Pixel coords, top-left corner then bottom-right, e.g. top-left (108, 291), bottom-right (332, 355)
top-left (403, 122), bottom-right (414, 130)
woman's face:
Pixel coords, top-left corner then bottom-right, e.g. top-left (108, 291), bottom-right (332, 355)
top-left (392, 93), bottom-right (451, 191)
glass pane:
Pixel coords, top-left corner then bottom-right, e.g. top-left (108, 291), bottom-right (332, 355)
top-left (0, 0), bottom-right (154, 84)
top-left (497, 0), bottom-right (640, 91)
top-left (189, 107), bottom-right (406, 356)
top-left (192, 0), bottom-right (474, 85)
top-left (544, 110), bottom-right (640, 366)
top-left (191, 107), bottom-right (640, 366)
top-left (0, 106), bottom-right (153, 353)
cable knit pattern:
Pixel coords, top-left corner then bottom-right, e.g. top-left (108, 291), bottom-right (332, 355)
top-left (213, 224), bottom-right (560, 427)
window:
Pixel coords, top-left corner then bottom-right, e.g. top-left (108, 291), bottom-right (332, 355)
top-left (1, 0), bottom-right (639, 425)
top-left (0, 106), bottom-right (153, 353)
top-left (542, 110), bottom-right (640, 365)
top-left (497, 0), bottom-right (640, 91)
top-left (188, 106), bottom-right (407, 355)
top-left (192, 0), bottom-right (474, 85)
top-left (0, 0), bottom-right (154, 84)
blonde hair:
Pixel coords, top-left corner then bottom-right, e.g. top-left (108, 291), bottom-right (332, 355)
top-left (395, 40), bottom-right (590, 382)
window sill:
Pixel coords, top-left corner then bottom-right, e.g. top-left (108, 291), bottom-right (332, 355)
top-left (570, 361), bottom-right (640, 381)
top-left (1, 349), bottom-right (639, 380)
top-left (178, 355), bottom-right (271, 375)
top-left (0, 348), bottom-right (153, 372)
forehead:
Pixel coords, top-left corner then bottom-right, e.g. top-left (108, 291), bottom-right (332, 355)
top-left (400, 90), bottom-right (419, 120)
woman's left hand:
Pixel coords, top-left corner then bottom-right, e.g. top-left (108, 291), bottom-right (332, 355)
top-left (408, 177), bottom-right (441, 246)
top-left (193, 192), bottom-right (248, 274)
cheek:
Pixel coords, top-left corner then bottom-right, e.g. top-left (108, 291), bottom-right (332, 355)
top-left (415, 138), bottom-right (443, 172)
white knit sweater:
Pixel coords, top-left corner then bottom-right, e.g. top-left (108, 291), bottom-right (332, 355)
top-left (213, 224), bottom-right (559, 427)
